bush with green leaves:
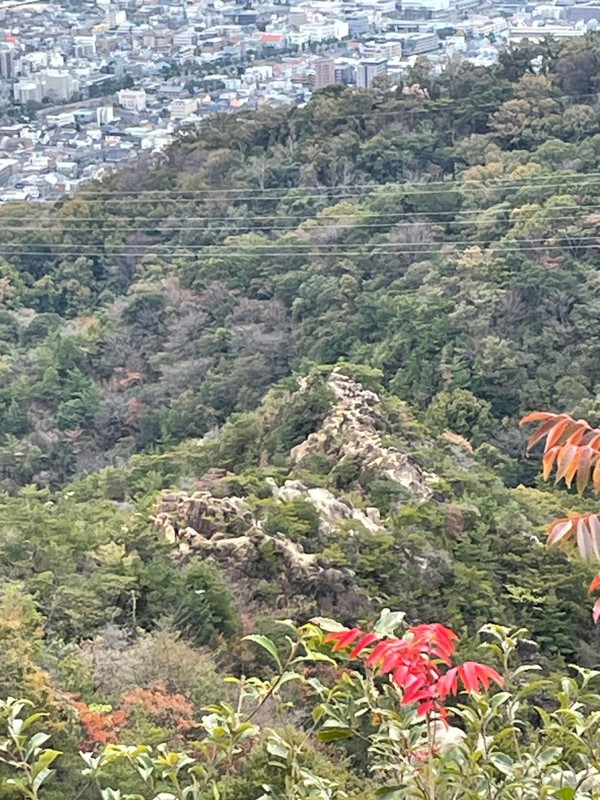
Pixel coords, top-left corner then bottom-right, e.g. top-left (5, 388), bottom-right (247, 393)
top-left (4, 616), bottom-right (600, 800)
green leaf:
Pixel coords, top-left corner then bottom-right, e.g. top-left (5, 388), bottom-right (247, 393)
top-left (19, 713), bottom-right (48, 735)
top-left (32, 767), bottom-right (52, 792)
top-left (278, 671), bottom-right (302, 685)
top-left (538, 746), bottom-right (562, 764)
top-left (242, 635), bottom-right (282, 670)
top-left (489, 752), bottom-right (514, 775)
top-left (25, 732), bottom-right (50, 760)
top-left (316, 727), bottom-right (353, 742)
top-left (311, 617), bottom-right (346, 633)
top-left (294, 652), bottom-right (337, 664)
top-left (5, 778), bottom-right (32, 798)
top-left (375, 788), bottom-right (404, 800)
top-left (373, 609), bottom-right (406, 637)
top-left (32, 748), bottom-right (61, 778)
top-left (554, 789), bottom-right (575, 800)
top-left (266, 740), bottom-right (289, 760)
top-left (490, 692), bottom-right (511, 710)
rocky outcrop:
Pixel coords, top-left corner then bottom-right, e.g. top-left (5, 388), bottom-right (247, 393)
top-left (291, 369), bottom-right (434, 500)
top-left (154, 490), bottom-right (369, 622)
top-left (267, 478), bottom-right (384, 535)
top-left (151, 369), bottom-right (440, 622)
top-left (156, 491), bottom-right (258, 541)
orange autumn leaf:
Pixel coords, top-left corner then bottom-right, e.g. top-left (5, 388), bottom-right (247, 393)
top-left (589, 572), bottom-right (600, 594)
top-left (521, 412), bottom-right (600, 495)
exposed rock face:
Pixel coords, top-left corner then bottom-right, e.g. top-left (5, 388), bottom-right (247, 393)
top-left (152, 369), bottom-right (438, 622)
top-left (291, 369), bottom-right (434, 500)
top-left (154, 491), bottom-right (368, 622)
top-left (268, 478), bottom-right (384, 535)
top-left (156, 491), bottom-right (258, 540)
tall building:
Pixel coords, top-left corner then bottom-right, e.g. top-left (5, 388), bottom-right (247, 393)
top-left (0, 44), bottom-right (15, 79)
top-left (314, 58), bottom-right (335, 89)
top-left (45, 69), bottom-right (79, 101)
top-left (96, 105), bottom-right (114, 125)
top-left (356, 58), bottom-right (387, 89)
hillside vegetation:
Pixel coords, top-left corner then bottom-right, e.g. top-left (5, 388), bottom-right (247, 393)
top-left (3, 34), bottom-right (600, 799)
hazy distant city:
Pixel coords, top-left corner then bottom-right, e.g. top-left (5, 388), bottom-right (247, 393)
top-left (0, 0), bottom-right (596, 201)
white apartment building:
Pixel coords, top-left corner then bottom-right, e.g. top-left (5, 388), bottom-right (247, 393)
top-left (14, 79), bottom-right (43, 104)
top-left (299, 17), bottom-right (349, 41)
top-left (117, 88), bottom-right (147, 111)
top-left (169, 97), bottom-right (198, 119)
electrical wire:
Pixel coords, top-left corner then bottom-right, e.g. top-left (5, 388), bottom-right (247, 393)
top-left (0, 240), bottom-right (597, 258)
top-left (0, 201), bottom-right (593, 224)
top-left (0, 209), bottom-right (594, 234)
top-left (60, 174), bottom-right (600, 202)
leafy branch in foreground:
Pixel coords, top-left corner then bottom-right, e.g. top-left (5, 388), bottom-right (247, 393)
top-left (521, 411), bottom-right (600, 621)
top-left (324, 621), bottom-right (502, 718)
top-left (0, 697), bottom-right (61, 800)
top-left (7, 622), bottom-right (600, 799)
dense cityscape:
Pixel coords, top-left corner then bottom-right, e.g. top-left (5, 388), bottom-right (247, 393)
top-left (0, 0), bottom-right (597, 199)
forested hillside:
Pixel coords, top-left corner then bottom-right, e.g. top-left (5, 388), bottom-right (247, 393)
top-left (4, 34), bottom-right (600, 799)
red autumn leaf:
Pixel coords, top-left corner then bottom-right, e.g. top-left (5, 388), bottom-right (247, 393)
top-left (417, 700), bottom-right (438, 717)
top-left (566, 427), bottom-right (588, 446)
top-left (436, 667), bottom-right (459, 700)
top-left (325, 628), bottom-right (362, 652)
top-left (521, 412), bottom-right (600, 493)
top-left (524, 410), bottom-right (600, 622)
top-left (403, 680), bottom-right (433, 705)
top-left (593, 456), bottom-right (600, 494)
top-left (577, 447), bottom-right (595, 495)
top-left (542, 446), bottom-right (561, 481)
top-left (348, 632), bottom-right (379, 659)
top-left (547, 418), bottom-right (578, 452)
top-left (320, 620), bottom-right (503, 718)
top-left (588, 515), bottom-right (600, 560)
top-left (457, 662), bottom-right (503, 693)
top-left (577, 517), bottom-right (595, 561)
top-left (408, 623), bottom-right (458, 662)
top-left (519, 411), bottom-right (557, 426)
top-left (524, 415), bottom-right (567, 451)
top-left (365, 639), bottom-right (393, 667)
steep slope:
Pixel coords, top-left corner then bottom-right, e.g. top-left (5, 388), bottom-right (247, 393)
top-left (4, 37), bottom-right (600, 490)
top-left (127, 366), bottom-right (596, 662)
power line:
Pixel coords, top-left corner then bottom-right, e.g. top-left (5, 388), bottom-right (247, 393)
top-left (0, 234), bottom-right (592, 250)
top-left (2, 201), bottom-right (593, 224)
top-left (1, 240), bottom-right (596, 258)
top-left (0, 209), bottom-right (593, 235)
top-left (60, 174), bottom-right (600, 202)
top-left (0, 203), bottom-right (600, 233)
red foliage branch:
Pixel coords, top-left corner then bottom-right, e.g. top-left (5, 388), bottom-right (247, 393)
top-left (521, 411), bottom-right (600, 622)
top-left (325, 623), bottom-right (502, 718)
